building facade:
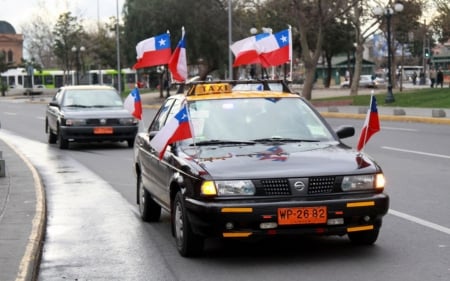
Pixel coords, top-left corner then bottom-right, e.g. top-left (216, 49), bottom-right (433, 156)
top-left (0, 20), bottom-right (23, 66)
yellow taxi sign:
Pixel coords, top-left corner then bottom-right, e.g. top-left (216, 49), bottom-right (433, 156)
top-left (194, 83), bottom-right (232, 95)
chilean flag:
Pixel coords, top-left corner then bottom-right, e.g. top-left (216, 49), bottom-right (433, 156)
top-left (256, 28), bottom-right (291, 67)
top-left (168, 28), bottom-right (187, 82)
top-left (230, 33), bottom-right (271, 67)
top-left (357, 94), bottom-right (380, 151)
top-left (133, 33), bottom-right (171, 69)
top-left (124, 87), bottom-right (142, 120)
top-left (150, 104), bottom-right (192, 159)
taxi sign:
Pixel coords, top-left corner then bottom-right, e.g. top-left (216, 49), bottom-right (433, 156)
top-left (194, 83), bottom-right (232, 95)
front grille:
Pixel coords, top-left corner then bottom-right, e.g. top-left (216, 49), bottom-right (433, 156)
top-left (86, 119), bottom-right (121, 126)
top-left (255, 176), bottom-right (337, 196)
top-left (308, 176), bottom-right (336, 194)
top-left (260, 178), bottom-right (291, 196)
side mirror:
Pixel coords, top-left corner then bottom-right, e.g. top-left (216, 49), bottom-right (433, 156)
top-left (335, 125), bottom-right (355, 139)
top-left (48, 101), bottom-right (59, 108)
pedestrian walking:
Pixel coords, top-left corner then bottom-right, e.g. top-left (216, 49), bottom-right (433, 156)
top-left (412, 71), bottom-right (417, 85)
top-left (430, 68), bottom-right (436, 88)
top-left (436, 67), bottom-right (444, 88)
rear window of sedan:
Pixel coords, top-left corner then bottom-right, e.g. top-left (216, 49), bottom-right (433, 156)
top-left (62, 90), bottom-right (123, 107)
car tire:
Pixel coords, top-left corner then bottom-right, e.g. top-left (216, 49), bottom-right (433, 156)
top-left (127, 138), bottom-right (134, 148)
top-left (138, 175), bottom-right (161, 222)
top-left (348, 228), bottom-right (380, 245)
top-left (57, 127), bottom-right (69, 149)
top-left (46, 122), bottom-right (57, 144)
top-left (173, 191), bottom-right (204, 257)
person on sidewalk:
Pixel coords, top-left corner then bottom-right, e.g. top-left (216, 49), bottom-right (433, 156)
top-left (436, 67), bottom-right (444, 88)
top-left (429, 67), bottom-right (436, 88)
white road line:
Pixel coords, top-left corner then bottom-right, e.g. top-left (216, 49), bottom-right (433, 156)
top-left (389, 209), bottom-right (450, 235)
top-left (382, 146), bottom-right (450, 159)
top-left (3, 112), bottom-right (17, 115)
top-left (382, 126), bottom-right (418, 132)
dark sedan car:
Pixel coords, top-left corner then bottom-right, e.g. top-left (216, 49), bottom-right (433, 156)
top-left (133, 80), bottom-right (389, 257)
top-left (46, 85), bottom-right (139, 149)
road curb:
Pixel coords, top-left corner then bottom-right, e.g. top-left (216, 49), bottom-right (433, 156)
top-left (319, 111), bottom-right (450, 125)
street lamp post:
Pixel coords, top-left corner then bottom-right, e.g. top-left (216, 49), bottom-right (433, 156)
top-left (374, 1), bottom-right (404, 103)
top-left (72, 46), bottom-right (85, 85)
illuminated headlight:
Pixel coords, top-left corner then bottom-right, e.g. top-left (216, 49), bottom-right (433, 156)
top-left (342, 174), bottom-right (377, 191)
top-left (201, 180), bottom-right (255, 196)
top-left (65, 119), bottom-right (86, 126)
top-left (119, 117), bottom-right (139, 125)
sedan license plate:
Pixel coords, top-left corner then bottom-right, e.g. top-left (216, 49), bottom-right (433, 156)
top-left (94, 127), bottom-right (113, 134)
top-left (278, 206), bottom-right (327, 225)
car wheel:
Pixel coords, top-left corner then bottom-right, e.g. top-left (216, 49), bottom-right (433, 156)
top-left (127, 138), bottom-right (134, 148)
top-left (138, 175), bottom-right (161, 222)
top-left (57, 126), bottom-right (69, 149)
top-left (173, 191), bottom-right (204, 257)
top-left (348, 228), bottom-right (380, 245)
top-left (46, 122), bottom-right (57, 144)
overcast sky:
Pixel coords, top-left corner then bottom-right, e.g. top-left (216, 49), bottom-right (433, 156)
top-left (0, 0), bottom-right (125, 33)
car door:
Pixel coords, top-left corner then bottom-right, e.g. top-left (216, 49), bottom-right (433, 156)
top-left (140, 98), bottom-right (180, 209)
top-left (46, 89), bottom-right (64, 132)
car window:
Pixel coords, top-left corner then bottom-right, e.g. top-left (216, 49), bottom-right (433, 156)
top-left (187, 97), bottom-right (334, 142)
top-left (148, 99), bottom-right (176, 132)
top-left (62, 90), bottom-right (123, 107)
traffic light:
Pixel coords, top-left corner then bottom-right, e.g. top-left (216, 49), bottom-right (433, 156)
top-left (425, 48), bottom-right (430, 58)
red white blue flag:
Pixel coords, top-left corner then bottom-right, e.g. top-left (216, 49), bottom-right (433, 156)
top-left (133, 33), bottom-right (171, 69)
top-left (230, 28), bottom-right (291, 68)
top-left (124, 87), bottom-right (142, 120)
top-left (357, 94), bottom-right (380, 151)
top-left (256, 28), bottom-right (291, 67)
top-left (150, 104), bottom-right (192, 159)
top-left (169, 27), bottom-right (188, 82)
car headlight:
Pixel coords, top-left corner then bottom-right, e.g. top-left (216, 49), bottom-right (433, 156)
top-left (201, 180), bottom-right (255, 196)
top-left (65, 119), bottom-right (86, 126)
top-left (341, 173), bottom-right (385, 192)
top-left (119, 117), bottom-right (139, 125)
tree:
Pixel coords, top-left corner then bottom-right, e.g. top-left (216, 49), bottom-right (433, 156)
top-left (431, 0), bottom-right (450, 44)
top-left (53, 12), bottom-right (85, 84)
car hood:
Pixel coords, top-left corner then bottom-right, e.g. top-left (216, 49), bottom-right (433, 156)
top-left (180, 142), bottom-right (380, 179)
top-left (61, 107), bottom-right (133, 119)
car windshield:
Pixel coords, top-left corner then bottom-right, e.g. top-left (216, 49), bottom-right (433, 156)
top-left (62, 89), bottom-right (123, 108)
top-left (186, 97), bottom-right (334, 144)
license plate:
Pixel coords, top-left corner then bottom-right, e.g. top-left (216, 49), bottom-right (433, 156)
top-left (94, 127), bottom-right (113, 134)
top-left (278, 206), bottom-right (327, 225)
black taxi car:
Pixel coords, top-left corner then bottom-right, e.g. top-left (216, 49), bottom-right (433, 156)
top-left (133, 80), bottom-right (388, 257)
top-left (45, 85), bottom-right (139, 149)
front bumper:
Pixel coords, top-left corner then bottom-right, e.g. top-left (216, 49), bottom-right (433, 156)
top-left (184, 193), bottom-right (389, 238)
top-left (60, 125), bottom-right (138, 142)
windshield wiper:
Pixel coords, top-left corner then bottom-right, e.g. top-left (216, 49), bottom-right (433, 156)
top-left (192, 139), bottom-right (256, 146)
top-left (252, 137), bottom-right (319, 143)
top-left (64, 104), bottom-right (88, 108)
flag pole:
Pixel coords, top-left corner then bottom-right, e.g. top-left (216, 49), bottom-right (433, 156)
top-left (288, 25), bottom-right (293, 82)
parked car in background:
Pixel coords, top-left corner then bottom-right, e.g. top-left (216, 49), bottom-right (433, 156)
top-left (341, 74), bottom-right (377, 88)
top-left (133, 80), bottom-right (389, 257)
top-left (45, 85), bottom-right (139, 149)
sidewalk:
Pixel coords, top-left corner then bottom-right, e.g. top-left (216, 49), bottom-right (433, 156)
top-left (0, 84), bottom-right (449, 281)
top-left (0, 137), bottom-right (45, 281)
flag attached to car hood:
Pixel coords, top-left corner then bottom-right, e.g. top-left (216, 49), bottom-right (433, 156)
top-left (168, 28), bottom-right (188, 82)
top-left (133, 33), bottom-right (171, 69)
top-left (124, 87), bottom-right (142, 120)
top-left (150, 104), bottom-right (192, 159)
top-left (357, 94), bottom-right (380, 151)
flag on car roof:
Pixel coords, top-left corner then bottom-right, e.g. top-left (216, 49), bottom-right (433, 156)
top-left (133, 33), bottom-right (171, 69)
top-left (256, 28), bottom-right (291, 67)
top-left (168, 27), bottom-right (188, 82)
top-left (357, 93), bottom-right (380, 151)
top-left (230, 28), bottom-right (291, 68)
top-left (150, 104), bottom-right (192, 159)
top-left (124, 87), bottom-right (142, 120)
top-left (230, 33), bottom-right (271, 67)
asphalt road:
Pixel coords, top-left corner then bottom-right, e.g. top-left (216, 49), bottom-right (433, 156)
top-left (0, 101), bottom-right (449, 281)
